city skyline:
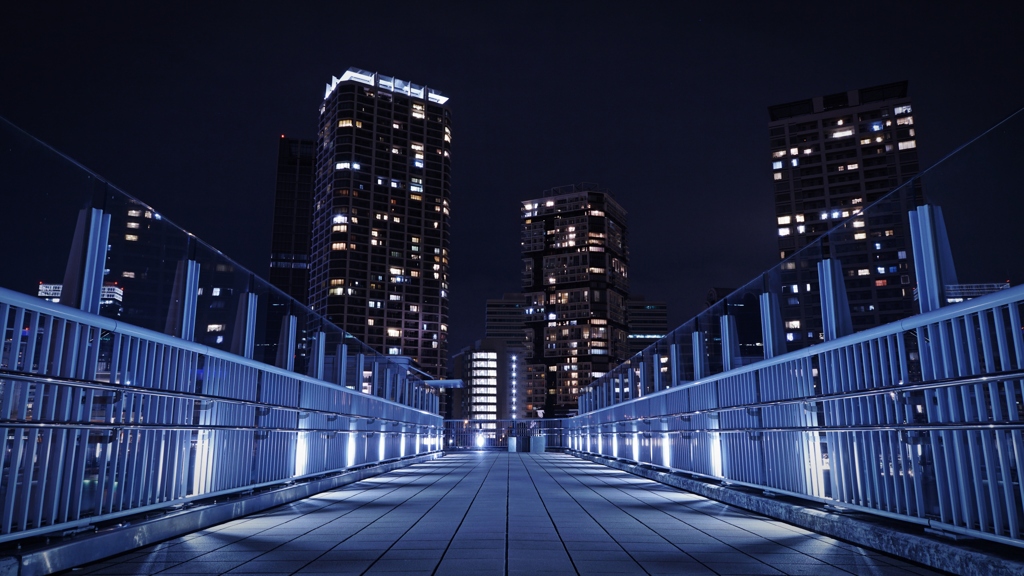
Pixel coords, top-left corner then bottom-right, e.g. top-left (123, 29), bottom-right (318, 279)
top-left (3, 3), bottom-right (1022, 356)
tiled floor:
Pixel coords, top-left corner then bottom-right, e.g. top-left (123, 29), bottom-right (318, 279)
top-left (69, 453), bottom-right (943, 575)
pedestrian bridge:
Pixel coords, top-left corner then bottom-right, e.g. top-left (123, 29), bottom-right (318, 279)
top-left (1, 109), bottom-right (1024, 575)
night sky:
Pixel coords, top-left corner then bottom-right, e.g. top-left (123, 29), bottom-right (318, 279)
top-left (3, 2), bottom-right (1023, 355)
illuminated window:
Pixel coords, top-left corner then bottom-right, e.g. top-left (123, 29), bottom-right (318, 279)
top-left (127, 209), bottom-right (141, 217)
top-left (796, 225), bottom-right (805, 233)
top-left (877, 267), bottom-right (886, 274)
top-left (387, 328), bottom-right (401, 338)
top-left (833, 129), bottom-right (853, 138)
top-left (785, 320), bottom-right (801, 329)
top-left (338, 119), bottom-right (352, 127)
top-left (778, 227), bottom-right (791, 237)
top-left (333, 224), bottom-right (347, 233)
top-left (789, 147), bottom-right (798, 155)
top-left (898, 250), bottom-right (907, 259)
top-left (854, 232), bottom-right (867, 240)
top-left (860, 138), bottom-right (872, 145)
top-left (847, 163), bottom-right (858, 170)
top-left (852, 220), bottom-right (865, 228)
top-left (126, 222), bottom-right (140, 229)
top-left (802, 148), bottom-right (812, 155)
top-left (895, 105), bottom-right (912, 115)
top-left (772, 161), bottom-right (783, 170)
top-left (777, 216), bottom-right (791, 225)
top-left (791, 158), bottom-right (799, 167)
top-left (331, 242), bottom-right (347, 250)
top-left (125, 234), bottom-right (138, 241)
top-left (122, 271), bottom-right (135, 278)
top-left (772, 150), bottom-right (786, 158)
top-left (774, 172), bottom-right (782, 181)
top-left (857, 269), bottom-right (870, 276)
top-left (875, 279), bottom-right (888, 287)
top-left (206, 324), bottom-right (226, 332)
top-left (897, 116), bottom-right (913, 126)
top-left (898, 140), bottom-right (917, 150)
top-left (389, 294), bottom-right (401, 301)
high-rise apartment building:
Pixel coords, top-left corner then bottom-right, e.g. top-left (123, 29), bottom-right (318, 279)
top-left (769, 81), bottom-right (924, 347)
top-left (309, 68), bottom-right (452, 378)
top-left (269, 137), bottom-right (316, 305)
top-left (521, 184), bottom-right (629, 417)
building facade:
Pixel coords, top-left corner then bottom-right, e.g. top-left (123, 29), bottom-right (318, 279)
top-left (450, 338), bottom-right (525, 428)
top-left (484, 292), bottom-right (530, 348)
top-left (625, 296), bottom-right (668, 358)
top-left (769, 81), bottom-right (924, 347)
top-left (520, 184), bottom-right (629, 418)
top-left (269, 137), bottom-right (316, 305)
top-left (308, 68), bottom-right (452, 378)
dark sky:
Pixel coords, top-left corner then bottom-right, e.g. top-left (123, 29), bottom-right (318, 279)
top-left (3, 2), bottom-right (1023, 355)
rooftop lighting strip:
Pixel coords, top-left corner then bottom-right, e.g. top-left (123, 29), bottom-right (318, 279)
top-left (324, 68), bottom-right (449, 105)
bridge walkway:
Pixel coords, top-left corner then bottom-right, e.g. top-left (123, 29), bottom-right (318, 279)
top-left (66, 453), bottom-right (942, 576)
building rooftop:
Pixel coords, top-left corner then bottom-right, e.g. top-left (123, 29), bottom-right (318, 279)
top-left (324, 67), bottom-right (449, 104)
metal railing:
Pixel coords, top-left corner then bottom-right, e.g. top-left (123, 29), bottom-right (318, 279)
top-left (444, 419), bottom-right (565, 450)
top-left (0, 287), bottom-right (443, 543)
top-left (566, 285), bottom-right (1024, 548)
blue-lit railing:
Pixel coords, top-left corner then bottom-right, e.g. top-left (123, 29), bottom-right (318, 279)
top-left (0, 287), bottom-right (442, 543)
top-left (567, 285), bottom-right (1024, 547)
top-left (567, 107), bottom-right (1024, 548)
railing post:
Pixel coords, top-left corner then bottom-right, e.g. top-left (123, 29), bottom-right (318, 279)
top-left (670, 343), bottom-right (680, 386)
top-left (652, 351), bottom-right (662, 392)
top-left (276, 314), bottom-right (297, 371)
top-left (720, 314), bottom-right (740, 370)
top-left (231, 292), bottom-right (258, 359)
top-left (309, 330), bottom-right (325, 380)
top-left (817, 259), bottom-right (852, 341)
top-left (692, 331), bottom-right (706, 380)
top-left (759, 292), bottom-right (786, 359)
top-left (909, 204), bottom-right (958, 314)
top-left (355, 353), bottom-right (365, 393)
top-left (61, 207), bottom-right (110, 316)
top-left (337, 343), bottom-right (348, 387)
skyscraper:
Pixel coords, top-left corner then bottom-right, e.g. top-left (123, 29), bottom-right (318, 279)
top-left (768, 81), bottom-right (924, 347)
top-left (309, 68), bottom-right (451, 378)
top-left (269, 137), bottom-right (316, 305)
top-left (520, 184), bottom-right (629, 417)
